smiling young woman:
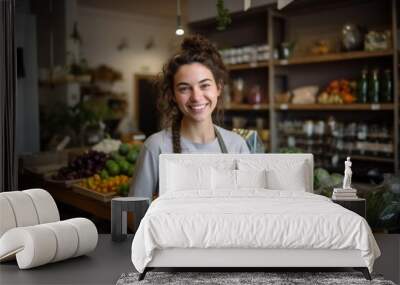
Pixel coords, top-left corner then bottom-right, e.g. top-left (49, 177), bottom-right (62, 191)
top-left (129, 34), bottom-right (249, 199)
top-left (173, 63), bottom-right (220, 143)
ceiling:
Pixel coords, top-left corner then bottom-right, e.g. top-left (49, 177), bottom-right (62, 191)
top-left (78, 0), bottom-right (187, 19)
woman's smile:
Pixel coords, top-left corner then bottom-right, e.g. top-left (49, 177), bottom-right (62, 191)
top-left (188, 103), bottom-right (209, 112)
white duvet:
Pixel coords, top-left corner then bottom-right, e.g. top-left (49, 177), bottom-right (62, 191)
top-left (131, 190), bottom-right (380, 273)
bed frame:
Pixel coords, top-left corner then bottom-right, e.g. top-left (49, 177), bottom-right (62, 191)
top-left (139, 249), bottom-right (371, 280)
top-left (138, 154), bottom-right (372, 281)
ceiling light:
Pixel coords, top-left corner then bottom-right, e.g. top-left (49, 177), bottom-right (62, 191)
top-left (176, 0), bottom-right (184, 36)
top-left (176, 27), bottom-right (184, 36)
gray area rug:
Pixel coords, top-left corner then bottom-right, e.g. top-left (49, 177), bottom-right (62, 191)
top-left (116, 271), bottom-right (396, 285)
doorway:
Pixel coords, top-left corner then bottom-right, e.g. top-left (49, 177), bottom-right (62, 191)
top-left (133, 74), bottom-right (161, 138)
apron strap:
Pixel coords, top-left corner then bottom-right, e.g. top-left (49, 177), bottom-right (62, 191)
top-left (214, 126), bottom-right (228, 154)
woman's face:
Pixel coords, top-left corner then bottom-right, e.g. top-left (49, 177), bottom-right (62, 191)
top-left (173, 63), bottom-right (221, 123)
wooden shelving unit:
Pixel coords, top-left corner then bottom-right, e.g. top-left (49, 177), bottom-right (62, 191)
top-left (224, 103), bottom-right (269, 111)
top-left (226, 61), bottom-right (269, 71)
top-left (350, 155), bottom-right (395, 163)
top-left (274, 50), bottom-right (393, 66)
top-left (190, 0), bottom-right (399, 176)
top-left (268, 0), bottom-right (398, 177)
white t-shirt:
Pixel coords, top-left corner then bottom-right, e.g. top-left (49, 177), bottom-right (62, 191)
top-left (129, 125), bottom-right (250, 198)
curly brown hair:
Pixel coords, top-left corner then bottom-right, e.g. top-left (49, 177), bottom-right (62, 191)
top-left (157, 34), bottom-right (228, 153)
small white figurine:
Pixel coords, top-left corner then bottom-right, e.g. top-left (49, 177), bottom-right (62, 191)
top-left (342, 157), bottom-right (352, 190)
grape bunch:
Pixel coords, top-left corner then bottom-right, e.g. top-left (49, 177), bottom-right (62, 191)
top-left (52, 151), bottom-right (108, 180)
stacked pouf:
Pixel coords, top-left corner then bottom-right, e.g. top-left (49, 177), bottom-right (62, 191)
top-left (0, 189), bottom-right (98, 269)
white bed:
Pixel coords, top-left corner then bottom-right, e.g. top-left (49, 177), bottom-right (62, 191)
top-left (131, 154), bottom-right (380, 280)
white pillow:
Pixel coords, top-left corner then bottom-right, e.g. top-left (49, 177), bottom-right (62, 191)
top-left (237, 169), bottom-right (268, 189)
top-left (266, 161), bottom-right (307, 191)
top-left (167, 162), bottom-right (212, 191)
top-left (212, 168), bottom-right (237, 190)
top-left (211, 168), bottom-right (268, 191)
top-left (237, 159), bottom-right (308, 191)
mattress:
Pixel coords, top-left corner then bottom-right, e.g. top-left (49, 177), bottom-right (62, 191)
top-left (131, 190), bottom-right (380, 273)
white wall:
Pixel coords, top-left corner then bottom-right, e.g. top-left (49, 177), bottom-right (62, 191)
top-left (78, 7), bottom-right (178, 131)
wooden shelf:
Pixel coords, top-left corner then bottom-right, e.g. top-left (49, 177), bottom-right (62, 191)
top-left (285, 149), bottom-right (394, 164)
top-left (226, 61), bottom-right (269, 71)
top-left (349, 155), bottom-right (394, 164)
top-left (274, 50), bottom-right (393, 66)
top-left (224, 103), bottom-right (269, 111)
top-left (226, 50), bottom-right (392, 70)
top-left (275, 103), bottom-right (395, 111)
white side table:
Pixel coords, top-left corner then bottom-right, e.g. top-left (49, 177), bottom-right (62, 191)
top-left (111, 197), bottom-right (150, 242)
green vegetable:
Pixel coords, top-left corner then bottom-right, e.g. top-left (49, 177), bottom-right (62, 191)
top-left (118, 183), bottom-right (130, 196)
top-left (127, 164), bottom-right (135, 177)
top-left (106, 160), bottom-right (120, 176)
top-left (119, 143), bottom-right (130, 156)
top-left (127, 149), bottom-right (139, 163)
top-left (118, 160), bottom-right (130, 175)
top-left (110, 151), bottom-right (123, 162)
top-left (99, 169), bottom-right (109, 179)
top-left (105, 159), bottom-right (116, 169)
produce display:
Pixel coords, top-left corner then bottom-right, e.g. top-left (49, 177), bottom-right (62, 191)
top-left (51, 150), bottom-right (108, 180)
top-left (74, 143), bottom-right (141, 197)
top-left (317, 79), bottom-right (357, 104)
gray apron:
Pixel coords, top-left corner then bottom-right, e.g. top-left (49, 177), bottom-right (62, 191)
top-left (214, 126), bottom-right (228, 154)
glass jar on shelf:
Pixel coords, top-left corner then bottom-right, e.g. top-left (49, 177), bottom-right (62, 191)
top-left (246, 85), bottom-right (263, 104)
top-left (303, 120), bottom-right (314, 137)
top-left (315, 120), bottom-right (325, 136)
top-left (232, 78), bottom-right (244, 104)
top-left (356, 123), bottom-right (368, 155)
top-left (344, 122), bottom-right (357, 141)
top-left (357, 123), bottom-right (368, 141)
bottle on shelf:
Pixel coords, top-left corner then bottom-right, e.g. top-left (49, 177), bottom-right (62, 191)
top-left (381, 69), bottom-right (393, 103)
top-left (368, 68), bottom-right (380, 103)
top-left (357, 68), bottom-right (368, 103)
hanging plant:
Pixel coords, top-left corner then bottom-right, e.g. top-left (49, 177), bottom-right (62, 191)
top-left (216, 0), bottom-right (231, 31)
top-left (70, 22), bottom-right (82, 45)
